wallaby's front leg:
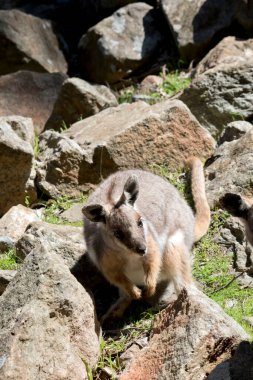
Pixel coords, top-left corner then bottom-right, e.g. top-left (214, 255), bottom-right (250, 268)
top-left (143, 236), bottom-right (161, 298)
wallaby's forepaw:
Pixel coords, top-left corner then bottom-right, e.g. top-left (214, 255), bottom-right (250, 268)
top-left (131, 286), bottom-right (142, 300)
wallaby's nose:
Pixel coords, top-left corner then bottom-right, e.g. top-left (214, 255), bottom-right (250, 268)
top-left (136, 244), bottom-right (146, 255)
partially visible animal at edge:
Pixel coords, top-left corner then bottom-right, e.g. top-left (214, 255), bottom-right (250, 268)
top-left (82, 157), bottom-right (210, 323)
top-left (220, 192), bottom-right (253, 246)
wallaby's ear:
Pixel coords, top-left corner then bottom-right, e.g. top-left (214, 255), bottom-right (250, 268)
top-left (117, 175), bottom-right (139, 206)
top-left (220, 193), bottom-right (249, 218)
top-left (82, 204), bottom-right (106, 223)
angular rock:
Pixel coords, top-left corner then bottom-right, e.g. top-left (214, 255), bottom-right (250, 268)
top-left (0, 270), bottom-right (17, 296)
top-left (161, 0), bottom-right (240, 61)
top-left (60, 204), bottom-right (84, 224)
top-left (45, 77), bottom-right (118, 132)
top-left (0, 242), bottom-right (100, 380)
top-left (0, 205), bottom-right (41, 248)
top-left (120, 288), bottom-right (249, 380)
top-left (195, 36), bottom-right (253, 76)
top-left (0, 9), bottom-right (67, 75)
top-left (37, 100), bottom-right (215, 197)
top-left (0, 116), bottom-right (34, 146)
top-left (205, 128), bottom-right (253, 208)
top-left (180, 38), bottom-right (253, 136)
top-left (16, 221), bottom-right (85, 270)
top-left (0, 70), bottom-right (68, 134)
top-left (0, 121), bottom-right (36, 217)
top-left (218, 120), bottom-right (253, 145)
top-left (78, 3), bottom-right (165, 84)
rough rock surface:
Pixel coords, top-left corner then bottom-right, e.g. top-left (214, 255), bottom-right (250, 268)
top-left (205, 128), bottom-right (253, 208)
top-left (60, 204), bottom-right (84, 224)
top-left (0, 120), bottom-right (36, 216)
top-left (0, 270), bottom-right (17, 296)
top-left (180, 37), bottom-right (253, 136)
top-left (16, 221), bottom-right (85, 270)
top-left (45, 77), bottom-right (118, 131)
top-left (0, 9), bottom-right (67, 75)
top-left (0, 116), bottom-right (34, 146)
top-left (37, 100), bottom-right (214, 197)
top-left (0, 205), bottom-right (41, 247)
top-left (0, 243), bottom-right (100, 380)
top-left (161, 0), bottom-right (240, 61)
top-left (120, 288), bottom-right (249, 380)
top-left (218, 120), bottom-right (253, 145)
top-left (0, 70), bottom-right (67, 134)
top-left (78, 3), bottom-right (165, 83)
top-left (195, 36), bottom-right (253, 76)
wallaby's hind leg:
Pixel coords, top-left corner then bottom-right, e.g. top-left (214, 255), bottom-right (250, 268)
top-left (100, 294), bottom-right (132, 325)
top-left (163, 240), bottom-right (193, 295)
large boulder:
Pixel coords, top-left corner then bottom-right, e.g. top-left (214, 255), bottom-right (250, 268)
top-left (161, 0), bottom-right (242, 61)
top-left (0, 71), bottom-right (67, 134)
top-left (120, 288), bottom-right (249, 380)
top-left (44, 77), bottom-right (118, 132)
top-left (0, 115), bottom-right (34, 146)
top-left (0, 242), bottom-right (100, 380)
top-left (205, 128), bottom-right (253, 208)
top-left (78, 3), bottom-right (166, 84)
top-left (36, 100), bottom-right (215, 197)
top-left (0, 9), bottom-right (67, 75)
top-left (0, 119), bottom-right (36, 217)
top-left (180, 37), bottom-right (253, 136)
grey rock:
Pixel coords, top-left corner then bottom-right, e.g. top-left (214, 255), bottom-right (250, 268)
top-left (60, 204), bottom-right (84, 224)
top-left (0, 122), bottom-right (36, 216)
top-left (0, 70), bottom-right (68, 134)
top-left (45, 77), bottom-right (118, 132)
top-left (78, 3), bottom-right (165, 84)
top-left (0, 9), bottom-right (67, 75)
top-left (0, 242), bottom-right (100, 380)
top-left (205, 129), bottom-right (253, 208)
top-left (0, 237), bottom-right (14, 253)
top-left (0, 270), bottom-right (17, 295)
top-left (16, 221), bottom-right (85, 270)
top-left (0, 116), bottom-right (34, 146)
top-left (218, 120), bottom-right (253, 145)
top-left (161, 0), bottom-right (239, 61)
top-left (180, 37), bottom-right (253, 136)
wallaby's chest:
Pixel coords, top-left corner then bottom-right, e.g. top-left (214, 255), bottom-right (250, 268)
top-left (124, 255), bottom-right (146, 286)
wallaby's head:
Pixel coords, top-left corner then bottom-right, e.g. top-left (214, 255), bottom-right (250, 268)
top-left (82, 175), bottom-right (147, 255)
top-left (220, 192), bottom-right (253, 245)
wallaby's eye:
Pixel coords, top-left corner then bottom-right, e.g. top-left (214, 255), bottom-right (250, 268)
top-left (113, 230), bottom-right (124, 240)
top-left (137, 219), bottom-right (143, 228)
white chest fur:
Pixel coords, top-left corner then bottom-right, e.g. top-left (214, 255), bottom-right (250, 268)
top-left (124, 255), bottom-right (146, 286)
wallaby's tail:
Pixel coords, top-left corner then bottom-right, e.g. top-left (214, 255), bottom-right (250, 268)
top-left (186, 157), bottom-right (211, 242)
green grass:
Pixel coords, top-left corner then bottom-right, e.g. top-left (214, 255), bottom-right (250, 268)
top-left (42, 195), bottom-right (87, 227)
top-left (0, 249), bottom-right (20, 270)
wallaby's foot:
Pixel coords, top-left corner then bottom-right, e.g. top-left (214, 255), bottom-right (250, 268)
top-left (143, 282), bottom-right (156, 299)
top-left (100, 295), bottom-right (133, 326)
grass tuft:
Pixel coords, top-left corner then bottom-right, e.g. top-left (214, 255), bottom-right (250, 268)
top-left (0, 249), bottom-right (20, 270)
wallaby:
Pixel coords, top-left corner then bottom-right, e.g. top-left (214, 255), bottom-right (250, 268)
top-left (82, 157), bottom-right (210, 322)
top-left (220, 193), bottom-right (253, 246)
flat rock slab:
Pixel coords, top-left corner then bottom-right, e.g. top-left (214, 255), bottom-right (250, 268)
top-left (0, 242), bottom-right (100, 380)
top-left (0, 9), bottom-right (67, 75)
top-left (0, 70), bottom-right (67, 134)
top-left (120, 288), bottom-right (249, 380)
top-left (37, 99), bottom-right (215, 197)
